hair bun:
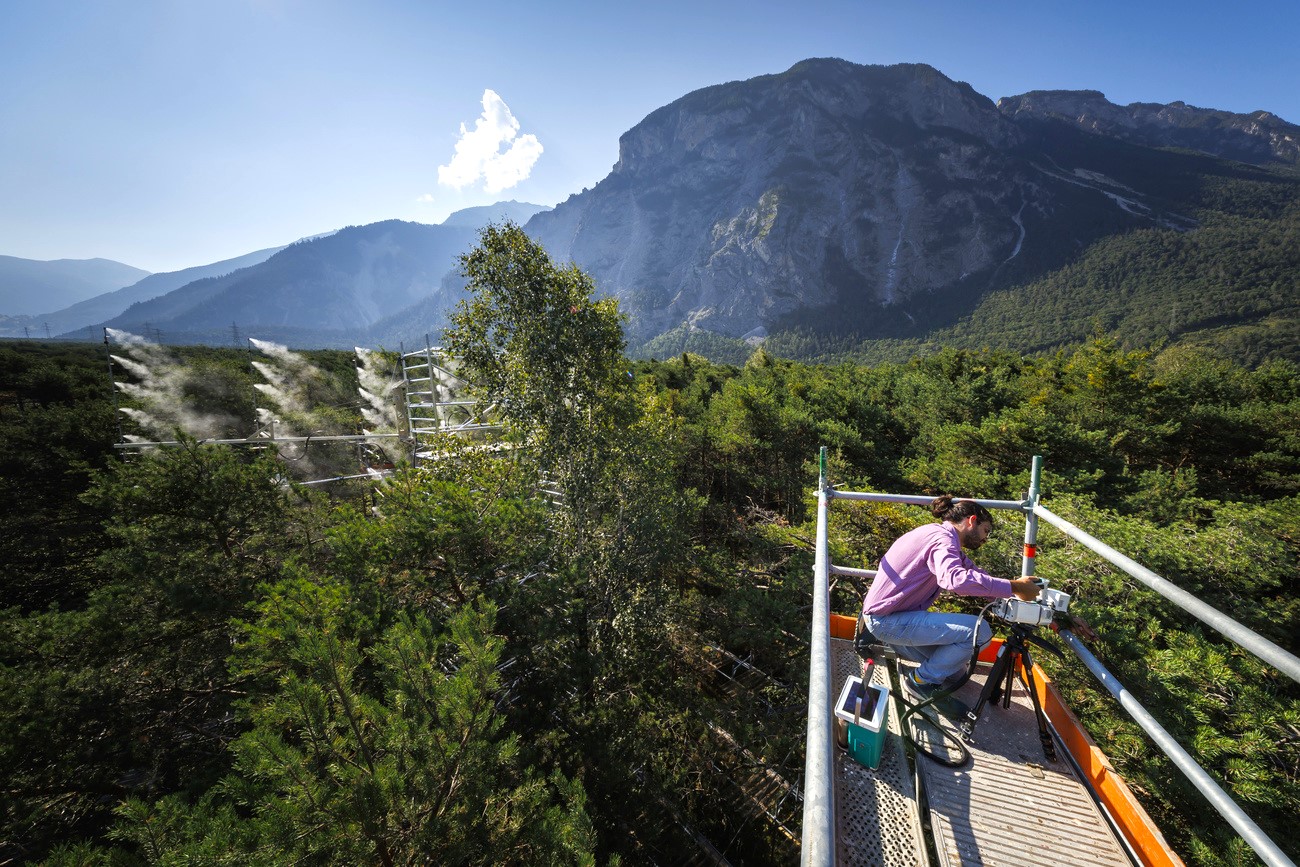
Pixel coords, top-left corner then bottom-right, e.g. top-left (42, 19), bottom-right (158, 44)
top-left (930, 494), bottom-right (954, 520)
top-left (929, 494), bottom-right (994, 527)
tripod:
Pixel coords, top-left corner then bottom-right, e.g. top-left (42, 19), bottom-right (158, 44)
top-left (958, 620), bottom-right (1063, 762)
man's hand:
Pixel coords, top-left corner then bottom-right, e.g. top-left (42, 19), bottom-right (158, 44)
top-left (1009, 577), bottom-right (1042, 601)
top-left (1056, 613), bottom-right (1099, 641)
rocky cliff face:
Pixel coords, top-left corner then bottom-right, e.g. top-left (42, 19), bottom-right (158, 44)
top-left (525, 59), bottom-right (1166, 343)
top-left (71, 61), bottom-right (1292, 352)
top-left (997, 89), bottom-right (1300, 166)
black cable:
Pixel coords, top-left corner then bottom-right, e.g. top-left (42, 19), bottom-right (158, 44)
top-left (864, 603), bottom-right (998, 768)
top-left (895, 665), bottom-right (974, 768)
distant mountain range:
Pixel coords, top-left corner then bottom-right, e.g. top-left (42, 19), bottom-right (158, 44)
top-left (0, 257), bottom-right (150, 318)
top-left (6, 61), bottom-right (1298, 363)
top-left (100, 221), bottom-right (481, 347)
top-left (0, 246), bottom-right (290, 340)
top-left (95, 202), bottom-right (551, 348)
top-left (0, 202), bottom-right (550, 348)
top-left (997, 89), bottom-right (1300, 165)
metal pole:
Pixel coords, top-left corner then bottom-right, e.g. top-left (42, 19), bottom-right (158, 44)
top-left (1021, 455), bottom-right (1042, 579)
top-left (831, 491), bottom-right (1025, 512)
top-left (103, 328), bottom-right (123, 444)
top-left (113, 433), bottom-right (403, 449)
top-left (802, 445), bottom-right (835, 866)
top-left (829, 565), bottom-right (877, 581)
top-left (1060, 631), bottom-right (1296, 867)
top-left (1035, 504), bottom-right (1300, 685)
top-left (247, 337), bottom-right (258, 432)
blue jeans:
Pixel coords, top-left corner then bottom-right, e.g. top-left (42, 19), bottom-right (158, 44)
top-left (861, 610), bottom-right (991, 686)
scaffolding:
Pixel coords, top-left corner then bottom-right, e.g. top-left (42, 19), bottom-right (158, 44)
top-left (803, 449), bottom-right (1298, 867)
top-left (399, 338), bottom-right (500, 462)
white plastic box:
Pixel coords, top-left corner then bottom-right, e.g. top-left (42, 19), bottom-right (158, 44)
top-left (834, 675), bottom-right (889, 768)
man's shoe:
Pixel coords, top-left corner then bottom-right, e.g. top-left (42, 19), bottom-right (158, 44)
top-left (901, 670), bottom-right (942, 703)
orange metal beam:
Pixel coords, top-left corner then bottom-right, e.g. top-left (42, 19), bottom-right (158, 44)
top-left (1015, 648), bottom-right (1185, 867)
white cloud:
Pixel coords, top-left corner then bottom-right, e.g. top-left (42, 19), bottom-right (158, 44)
top-left (416, 193), bottom-right (435, 204)
top-left (437, 90), bottom-right (543, 194)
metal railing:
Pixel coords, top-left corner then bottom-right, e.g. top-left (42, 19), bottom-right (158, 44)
top-left (802, 448), bottom-right (1297, 867)
top-left (1032, 504), bottom-right (1300, 684)
top-left (802, 453), bottom-right (835, 866)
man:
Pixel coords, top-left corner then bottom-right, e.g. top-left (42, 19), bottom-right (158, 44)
top-left (860, 495), bottom-right (1042, 703)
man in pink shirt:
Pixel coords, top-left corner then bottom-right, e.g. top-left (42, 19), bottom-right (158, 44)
top-left (860, 495), bottom-right (1041, 702)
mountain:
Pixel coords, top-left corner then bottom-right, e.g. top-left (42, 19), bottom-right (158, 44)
top-left (368, 203), bottom-right (553, 348)
top-left (45, 62), bottom-right (1299, 363)
top-left (523, 60), bottom-right (1120, 341)
top-left (441, 200), bottom-right (551, 229)
top-left (3, 246), bottom-right (289, 340)
top-left (0, 257), bottom-right (150, 317)
top-left (91, 204), bottom-right (549, 347)
top-left (99, 221), bottom-right (474, 346)
top-left (521, 59), bottom-right (1298, 361)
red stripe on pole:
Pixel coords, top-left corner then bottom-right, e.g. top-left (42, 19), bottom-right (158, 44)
top-left (1024, 544), bottom-right (1037, 558)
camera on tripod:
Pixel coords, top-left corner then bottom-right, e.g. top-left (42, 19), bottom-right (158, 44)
top-left (990, 580), bottom-right (1071, 627)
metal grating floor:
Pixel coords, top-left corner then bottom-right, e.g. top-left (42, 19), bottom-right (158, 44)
top-left (831, 639), bottom-right (1135, 867)
top-left (832, 638), bottom-right (927, 867)
top-left (913, 665), bottom-right (1134, 867)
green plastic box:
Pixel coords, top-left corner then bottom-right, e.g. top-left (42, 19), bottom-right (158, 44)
top-left (834, 675), bottom-right (889, 769)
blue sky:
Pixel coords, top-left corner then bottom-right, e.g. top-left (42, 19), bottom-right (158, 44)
top-left (3, 0), bottom-right (1297, 274)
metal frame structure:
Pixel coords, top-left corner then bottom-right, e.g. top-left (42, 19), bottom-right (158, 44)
top-left (107, 332), bottom-right (407, 453)
top-left (400, 338), bottom-right (500, 448)
top-left (105, 332), bottom-right (500, 472)
top-left (803, 448), bottom-right (1298, 867)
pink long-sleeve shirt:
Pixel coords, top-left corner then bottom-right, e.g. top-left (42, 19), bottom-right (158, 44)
top-left (862, 522), bottom-right (1013, 616)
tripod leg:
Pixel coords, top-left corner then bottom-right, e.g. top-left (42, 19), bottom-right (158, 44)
top-left (1001, 648), bottom-right (1019, 709)
top-left (1019, 649), bottom-right (1058, 762)
top-left (959, 643), bottom-right (1011, 744)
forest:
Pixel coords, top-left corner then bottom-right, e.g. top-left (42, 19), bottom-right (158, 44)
top-left (1, 224), bottom-right (1298, 865)
top-left (640, 165), bottom-right (1300, 370)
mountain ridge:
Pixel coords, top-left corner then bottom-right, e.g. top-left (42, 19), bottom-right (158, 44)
top-left (526, 58), bottom-right (1178, 342)
top-left (0, 246), bottom-right (289, 339)
top-left (997, 88), bottom-right (1300, 165)
top-left (89, 204), bottom-right (549, 346)
top-left (15, 61), bottom-right (1296, 365)
top-left (0, 257), bottom-right (150, 317)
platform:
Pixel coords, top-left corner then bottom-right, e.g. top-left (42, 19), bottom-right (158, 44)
top-left (831, 637), bottom-right (1136, 867)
